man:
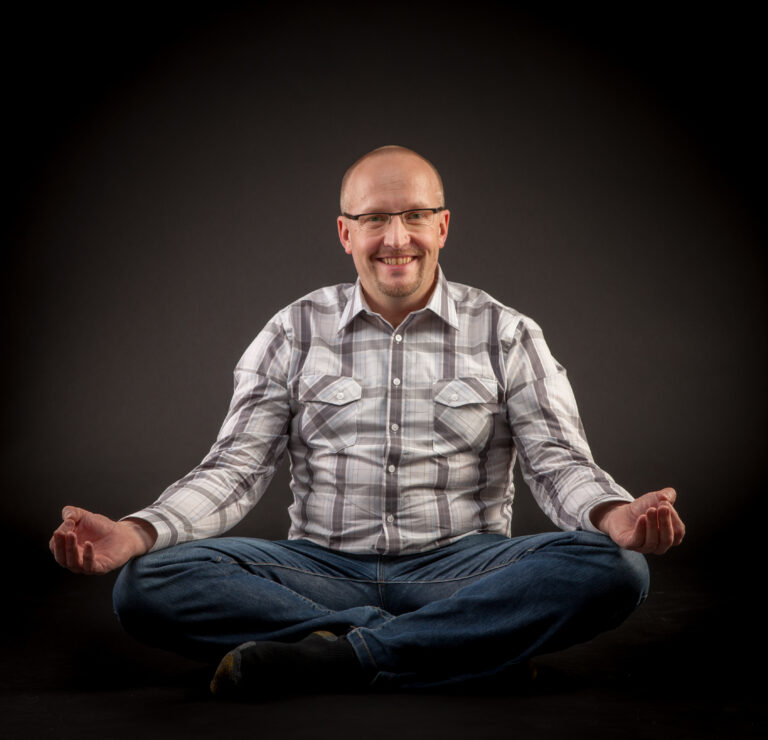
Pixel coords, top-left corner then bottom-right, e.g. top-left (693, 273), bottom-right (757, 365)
top-left (50, 145), bottom-right (685, 695)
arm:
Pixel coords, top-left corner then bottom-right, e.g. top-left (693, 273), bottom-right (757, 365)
top-left (49, 507), bottom-right (157, 574)
top-left (127, 314), bottom-right (293, 550)
top-left (504, 317), bottom-right (685, 553)
top-left (505, 317), bottom-right (635, 531)
top-left (50, 312), bottom-right (293, 570)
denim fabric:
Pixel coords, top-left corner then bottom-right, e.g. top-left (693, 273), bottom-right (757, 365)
top-left (113, 531), bottom-right (649, 688)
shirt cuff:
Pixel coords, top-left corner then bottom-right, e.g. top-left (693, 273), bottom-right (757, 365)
top-left (120, 510), bottom-right (176, 552)
top-left (578, 491), bottom-right (635, 533)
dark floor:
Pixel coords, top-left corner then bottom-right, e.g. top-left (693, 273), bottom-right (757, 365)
top-left (2, 552), bottom-right (763, 740)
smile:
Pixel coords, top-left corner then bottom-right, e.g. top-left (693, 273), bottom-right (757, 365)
top-left (378, 256), bottom-right (416, 265)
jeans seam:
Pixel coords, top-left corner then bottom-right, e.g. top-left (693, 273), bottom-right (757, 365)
top-left (349, 627), bottom-right (378, 672)
top-left (216, 562), bottom-right (335, 614)
top-left (225, 560), bottom-right (381, 584)
top-left (377, 557), bottom-right (387, 611)
top-left (226, 554), bottom-right (534, 586)
top-left (389, 551), bottom-right (537, 584)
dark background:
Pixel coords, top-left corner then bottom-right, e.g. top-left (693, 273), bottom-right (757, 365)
top-left (2, 2), bottom-right (765, 737)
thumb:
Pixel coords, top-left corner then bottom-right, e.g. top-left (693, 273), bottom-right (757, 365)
top-left (656, 487), bottom-right (677, 506)
top-left (61, 506), bottom-right (85, 523)
top-left (632, 489), bottom-right (673, 515)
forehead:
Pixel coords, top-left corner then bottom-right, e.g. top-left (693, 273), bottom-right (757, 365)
top-left (345, 154), bottom-right (441, 211)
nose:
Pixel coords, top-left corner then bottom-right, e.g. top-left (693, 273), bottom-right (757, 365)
top-left (382, 214), bottom-right (410, 249)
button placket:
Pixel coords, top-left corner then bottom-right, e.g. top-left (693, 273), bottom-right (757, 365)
top-left (383, 328), bottom-right (405, 544)
top-left (387, 329), bottom-right (403, 439)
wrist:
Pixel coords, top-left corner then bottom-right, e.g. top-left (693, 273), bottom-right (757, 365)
top-left (589, 501), bottom-right (626, 533)
top-left (119, 518), bottom-right (158, 556)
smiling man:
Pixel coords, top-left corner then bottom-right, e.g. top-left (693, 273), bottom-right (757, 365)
top-left (50, 145), bottom-right (685, 696)
top-left (338, 147), bottom-right (449, 324)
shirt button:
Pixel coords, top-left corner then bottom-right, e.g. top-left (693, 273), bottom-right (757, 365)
top-left (390, 423), bottom-right (399, 432)
top-left (450, 393), bottom-right (459, 401)
top-left (392, 378), bottom-right (401, 386)
top-left (387, 464), bottom-right (396, 473)
top-left (336, 391), bottom-right (345, 400)
top-left (386, 514), bottom-right (395, 523)
top-left (394, 334), bottom-right (403, 342)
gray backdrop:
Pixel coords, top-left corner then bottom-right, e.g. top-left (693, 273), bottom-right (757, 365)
top-left (4, 3), bottom-right (765, 586)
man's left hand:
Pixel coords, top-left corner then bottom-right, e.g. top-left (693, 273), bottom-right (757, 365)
top-left (590, 488), bottom-right (685, 554)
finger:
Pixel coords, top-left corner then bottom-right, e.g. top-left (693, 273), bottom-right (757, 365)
top-left (83, 541), bottom-right (96, 575)
top-left (51, 518), bottom-right (74, 539)
top-left (642, 507), bottom-right (660, 554)
top-left (657, 487), bottom-right (677, 505)
top-left (61, 506), bottom-right (83, 524)
top-left (671, 508), bottom-right (686, 547)
top-left (51, 531), bottom-right (68, 566)
top-left (65, 531), bottom-right (83, 573)
top-left (655, 505), bottom-right (675, 554)
top-left (624, 513), bottom-right (647, 551)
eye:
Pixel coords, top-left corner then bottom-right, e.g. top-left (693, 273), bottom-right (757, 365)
top-left (361, 214), bottom-right (387, 225)
top-left (359, 214), bottom-right (388, 230)
top-left (404, 210), bottom-right (431, 224)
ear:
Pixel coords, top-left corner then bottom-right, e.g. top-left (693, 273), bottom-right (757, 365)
top-left (438, 209), bottom-right (450, 248)
top-left (337, 215), bottom-right (353, 254)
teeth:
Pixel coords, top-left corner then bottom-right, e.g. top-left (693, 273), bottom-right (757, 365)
top-left (381, 257), bottom-right (414, 265)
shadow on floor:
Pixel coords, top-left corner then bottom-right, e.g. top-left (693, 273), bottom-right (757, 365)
top-left (2, 551), bottom-right (762, 740)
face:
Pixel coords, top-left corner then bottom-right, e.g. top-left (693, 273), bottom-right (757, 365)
top-left (337, 153), bottom-right (450, 320)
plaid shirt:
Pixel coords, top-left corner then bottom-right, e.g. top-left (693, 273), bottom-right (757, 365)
top-left (130, 269), bottom-right (634, 555)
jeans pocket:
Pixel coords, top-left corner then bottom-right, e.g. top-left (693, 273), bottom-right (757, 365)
top-left (298, 374), bottom-right (362, 451)
top-left (433, 377), bottom-right (500, 456)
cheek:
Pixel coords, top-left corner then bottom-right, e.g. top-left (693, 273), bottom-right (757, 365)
top-left (352, 250), bottom-right (375, 272)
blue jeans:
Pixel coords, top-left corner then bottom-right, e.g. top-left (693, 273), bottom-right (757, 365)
top-left (112, 531), bottom-right (649, 688)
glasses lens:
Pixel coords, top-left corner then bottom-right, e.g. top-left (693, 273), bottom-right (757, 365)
top-left (359, 214), bottom-right (389, 231)
top-left (357, 210), bottom-right (437, 231)
top-left (403, 209), bottom-right (435, 227)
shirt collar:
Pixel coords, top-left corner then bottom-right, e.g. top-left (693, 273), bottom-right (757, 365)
top-left (337, 267), bottom-right (459, 333)
top-left (425, 267), bottom-right (460, 330)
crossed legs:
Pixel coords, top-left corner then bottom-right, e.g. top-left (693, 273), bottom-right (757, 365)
top-left (112, 531), bottom-right (649, 688)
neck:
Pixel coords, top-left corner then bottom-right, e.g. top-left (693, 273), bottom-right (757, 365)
top-left (361, 273), bottom-right (439, 328)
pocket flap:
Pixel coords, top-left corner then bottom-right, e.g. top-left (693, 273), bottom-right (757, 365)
top-left (434, 377), bottom-right (498, 407)
top-left (298, 375), bottom-right (362, 405)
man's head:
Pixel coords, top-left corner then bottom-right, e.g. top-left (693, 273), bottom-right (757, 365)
top-left (337, 146), bottom-right (450, 324)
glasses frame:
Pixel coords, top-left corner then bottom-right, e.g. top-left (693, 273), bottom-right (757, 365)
top-left (341, 207), bottom-right (447, 226)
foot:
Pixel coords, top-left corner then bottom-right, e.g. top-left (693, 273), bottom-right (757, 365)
top-left (210, 631), bottom-right (367, 698)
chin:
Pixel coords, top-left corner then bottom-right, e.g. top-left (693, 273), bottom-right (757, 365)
top-left (377, 280), bottom-right (421, 299)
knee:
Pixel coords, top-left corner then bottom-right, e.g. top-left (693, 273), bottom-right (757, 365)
top-left (588, 538), bottom-right (650, 625)
top-left (606, 546), bottom-right (650, 612)
top-left (112, 545), bottom-right (199, 640)
top-left (112, 552), bottom-right (162, 637)
top-left (558, 532), bottom-right (650, 622)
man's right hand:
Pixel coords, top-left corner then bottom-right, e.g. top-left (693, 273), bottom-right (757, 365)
top-left (49, 506), bottom-right (157, 575)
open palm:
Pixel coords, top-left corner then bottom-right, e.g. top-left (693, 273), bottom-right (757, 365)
top-left (49, 507), bottom-right (155, 574)
top-left (595, 488), bottom-right (685, 554)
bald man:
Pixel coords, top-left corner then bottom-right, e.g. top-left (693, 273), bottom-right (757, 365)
top-left (50, 146), bottom-right (684, 696)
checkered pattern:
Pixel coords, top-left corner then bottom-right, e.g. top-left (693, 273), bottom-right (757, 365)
top-left (128, 270), bottom-right (633, 555)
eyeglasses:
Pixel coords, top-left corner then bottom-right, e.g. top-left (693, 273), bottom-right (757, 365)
top-left (341, 207), bottom-right (446, 232)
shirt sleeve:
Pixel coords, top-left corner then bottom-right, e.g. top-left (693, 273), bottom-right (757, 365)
top-left (123, 312), bottom-right (293, 551)
top-left (503, 315), bottom-right (634, 532)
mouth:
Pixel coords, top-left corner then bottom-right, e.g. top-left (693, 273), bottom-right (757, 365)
top-left (377, 256), bottom-right (417, 266)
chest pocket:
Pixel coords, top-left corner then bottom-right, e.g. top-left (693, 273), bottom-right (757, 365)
top-left (297, 375), bottom-right (362, 452)
top-left (433, 377), bottom-right (499, 456)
